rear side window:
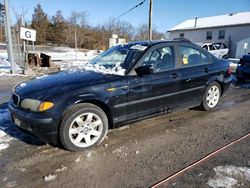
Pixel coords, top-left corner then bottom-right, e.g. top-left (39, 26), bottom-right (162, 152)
top-left (201, 52), bottom-right (210, 64)
top-left (179, 46), bottom-right (210, 66)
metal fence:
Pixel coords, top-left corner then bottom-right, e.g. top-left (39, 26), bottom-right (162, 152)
top-left (1, 6), bottom-right (26, 73)
top-left (12, 22), bottom-right (26, 71)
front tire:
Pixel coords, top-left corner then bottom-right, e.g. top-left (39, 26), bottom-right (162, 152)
top-left (59, 103), bottom-right (108, 151)
top-left (201, 82), bottom-right (221, 111)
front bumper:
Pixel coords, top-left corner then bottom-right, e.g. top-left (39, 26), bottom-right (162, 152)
top-left (8, 103), bottom-right (60, 145)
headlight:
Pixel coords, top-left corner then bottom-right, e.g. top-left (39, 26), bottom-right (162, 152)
top-left (20, 99), bottom-right (54, 112)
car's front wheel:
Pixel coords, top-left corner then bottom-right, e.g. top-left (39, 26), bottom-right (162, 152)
top-left (201, 82), bottom-right (221, 111)
top-left (59, 103), bottom-right (108, 151)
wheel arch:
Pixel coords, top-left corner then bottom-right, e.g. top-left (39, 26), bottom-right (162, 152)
top-left (206, 76), bottom-right (225, 95)
top-left (79, 99), bottom-right (113, 129)
top-left (63, 98), bottom-right (114, 129)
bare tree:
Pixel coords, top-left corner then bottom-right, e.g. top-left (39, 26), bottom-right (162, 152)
top-left (66, 11), bottom-right (88, 48)
top-left (134, 23), bottom-right (165, 41)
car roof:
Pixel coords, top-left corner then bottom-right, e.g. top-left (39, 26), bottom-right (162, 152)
top-left (127, 38), bottom-right (192, 47)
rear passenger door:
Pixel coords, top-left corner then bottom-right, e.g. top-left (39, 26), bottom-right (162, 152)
top-left (177, 44), bottom-right (212, 107)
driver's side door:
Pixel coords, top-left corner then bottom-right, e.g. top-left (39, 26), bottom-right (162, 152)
top-left (126, 43), bottom-right (180, 121)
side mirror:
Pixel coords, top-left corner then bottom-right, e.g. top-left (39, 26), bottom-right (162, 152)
top-left (134, 65), bottom-right (154, 76)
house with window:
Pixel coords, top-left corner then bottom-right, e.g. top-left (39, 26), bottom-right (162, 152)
top-left (166, 12), bottom-right (250, 57)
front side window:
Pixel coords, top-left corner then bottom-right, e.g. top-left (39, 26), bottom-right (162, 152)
top-left (206, 31), bottom-right (213, 40)
top-left (141, 46), bottom-right (175, 72)
top-left (179, 46), bottom-right (209, 66)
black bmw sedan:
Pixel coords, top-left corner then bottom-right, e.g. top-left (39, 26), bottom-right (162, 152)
top-left (9, 39), bottom-right (233, 151)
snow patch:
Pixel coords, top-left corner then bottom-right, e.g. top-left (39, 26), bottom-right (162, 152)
top-left (35, 75), bottom-right (48, 79)
top-left (0, 143), bottom-right (9, 151)
top-left (84, 63), bottom-right (125, 76)
top-left (46, 50), bottom-right (98, 61)
top-left (55, 165), bottom-right (67, 172)
top-left (207, 165), bottom-right (250, 188)
top-left (0, 109), bottom-right (13, 152)
top-left (170, 12), bottom-right (250, 31)
top-left (0, 55), bottom-right (23, 74)
top-left (0, 48), bottom-right (99, 75)
top-left (0, 73), bottom-right (27, 77)
top-left (43, 174), bottom-right (57, 182)
top-left (130, 44), bottom-right (147, 51)
top-left (0, 130), bottom-right (13, 143)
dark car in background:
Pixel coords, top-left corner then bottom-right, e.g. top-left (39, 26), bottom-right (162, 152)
top-left (236, 55), bottom-right (250, 82)
top-left (9, 39), bottom-right (233, 151)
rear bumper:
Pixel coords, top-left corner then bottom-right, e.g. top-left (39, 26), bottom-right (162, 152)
top-left (8, 103), bottom-right (60, 145)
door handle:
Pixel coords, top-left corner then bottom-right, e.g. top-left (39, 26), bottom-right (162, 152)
top-left (171, 73), bottom-right (181, 79)
top-left (204, 67), bottom-right (210, 73)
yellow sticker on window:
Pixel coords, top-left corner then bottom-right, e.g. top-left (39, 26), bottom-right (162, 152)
top-left (183, 57), bottom-right (188, 65)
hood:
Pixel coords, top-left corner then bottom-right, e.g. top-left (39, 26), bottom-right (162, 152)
top-left (15, 70), bottom-right (121, 98)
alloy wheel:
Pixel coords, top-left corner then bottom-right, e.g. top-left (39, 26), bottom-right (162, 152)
top-left (206, 85), bottom-right (220, 108)
top-left (68, 112), bottom-right (103, 148)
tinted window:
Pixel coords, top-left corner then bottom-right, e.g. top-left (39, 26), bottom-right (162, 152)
top-left (180, 46), bottom-right (211, 66)
top-left (141, 46), bottom-right (175, 72)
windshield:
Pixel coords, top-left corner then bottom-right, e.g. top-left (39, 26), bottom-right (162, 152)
top-left (85, 43), bottom-right (148, 75)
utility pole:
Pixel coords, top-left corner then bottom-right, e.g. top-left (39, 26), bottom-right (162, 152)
top-left (4, 0), bottom-right (16, 73)
top-left (74, 24), bottom-right (77, 61)
top-left (148, 0), bottom-right (153, 41)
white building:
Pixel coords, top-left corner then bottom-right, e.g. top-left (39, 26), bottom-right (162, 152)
top-left (167, 12), bottom-right (250, 57)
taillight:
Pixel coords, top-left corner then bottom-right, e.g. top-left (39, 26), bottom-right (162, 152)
top-left (227, 66), bottom-right (232, 75)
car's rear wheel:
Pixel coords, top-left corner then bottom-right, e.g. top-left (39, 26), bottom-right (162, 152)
top-left (59, 103), bottom-right (108, 151)
top-left (201, 82), bottom-right (221, 111)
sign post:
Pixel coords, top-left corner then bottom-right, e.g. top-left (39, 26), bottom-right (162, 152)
top-left (4, 0), bottom-right (16, 73)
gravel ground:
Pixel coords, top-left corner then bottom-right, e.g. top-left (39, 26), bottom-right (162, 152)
top-left (0, 75), bottom-right (250, 188)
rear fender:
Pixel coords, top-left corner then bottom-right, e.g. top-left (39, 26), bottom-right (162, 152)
top-left (206, 75), bottom-right (225, 95)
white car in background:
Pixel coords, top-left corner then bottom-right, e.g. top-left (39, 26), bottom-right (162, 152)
top-left (202, 42), bottom-right (229, 59)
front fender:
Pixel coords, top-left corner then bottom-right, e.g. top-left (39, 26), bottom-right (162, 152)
top-left (58, 93), bottom-right (114, 128)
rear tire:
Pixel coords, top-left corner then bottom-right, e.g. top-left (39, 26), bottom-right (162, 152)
top-left (201, 82), bottom-right (221, 111)
top-left (59, 103), bottom-right (108, 151)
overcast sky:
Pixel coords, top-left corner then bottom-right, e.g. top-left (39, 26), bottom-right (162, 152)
top-left (8, 0), bottom-right (250, 32)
